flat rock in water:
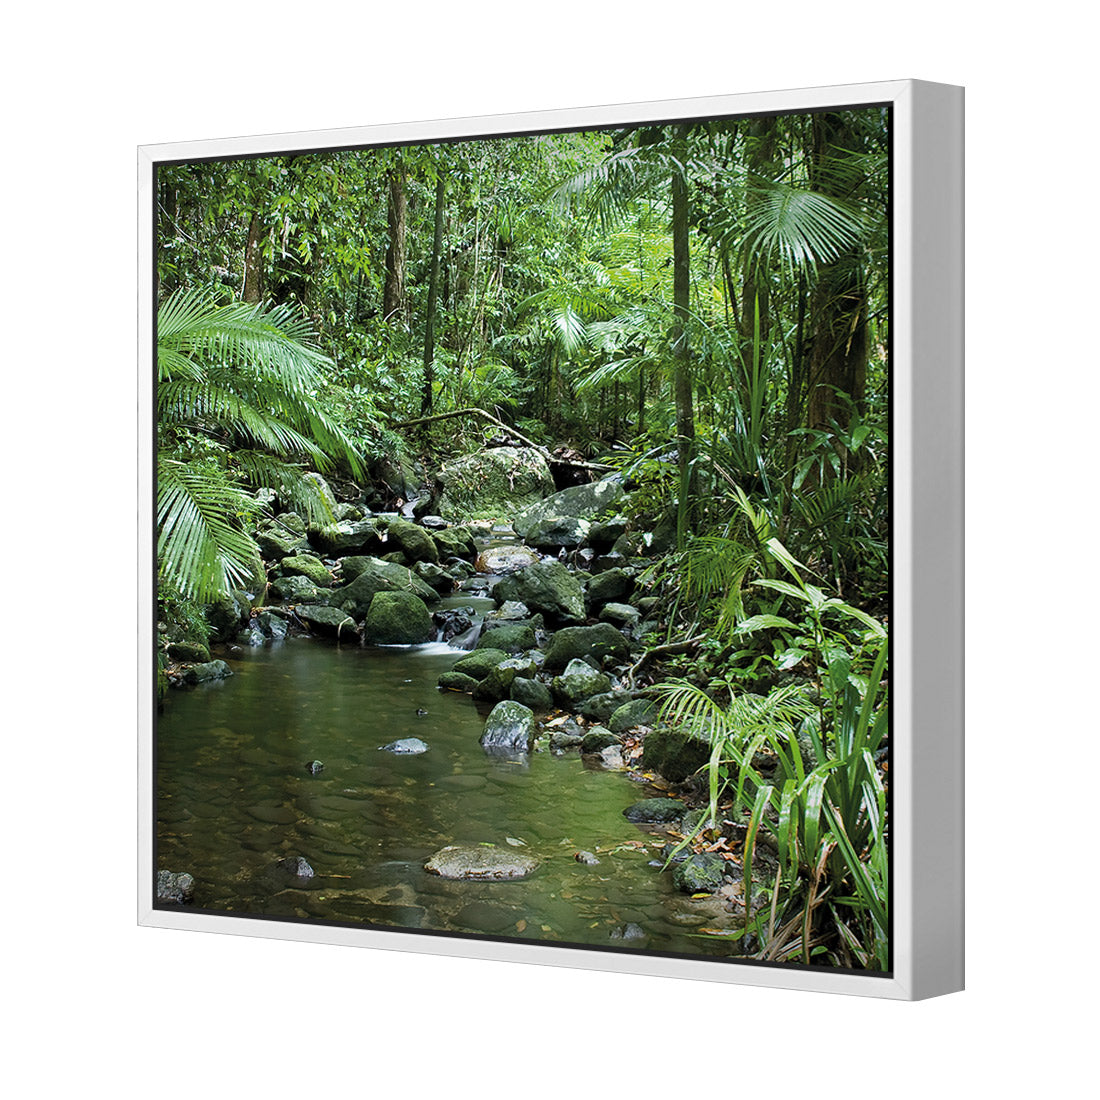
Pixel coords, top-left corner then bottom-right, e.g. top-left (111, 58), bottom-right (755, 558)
top-left (424, 844), bottom-right (539, 880)
top-left (475, 544), bottom-right (541, 575)
top-left (623, 797), bottom-right (686, 824)
top-left (380, 738), bottom-right (429, 755)
top-left (156, 870), bottom-right (195, 904)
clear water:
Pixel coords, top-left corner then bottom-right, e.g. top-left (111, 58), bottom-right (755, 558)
top-left (156, 622), bottom-right (745, 958)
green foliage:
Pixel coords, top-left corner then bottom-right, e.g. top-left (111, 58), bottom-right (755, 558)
top-left (157, 289), bottom-right (363, 603)
top-left (654, 546), bottom-right (889, 970)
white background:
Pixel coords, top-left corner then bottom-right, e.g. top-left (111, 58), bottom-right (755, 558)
top-left (3, 3), bottom-right (1094, 1096)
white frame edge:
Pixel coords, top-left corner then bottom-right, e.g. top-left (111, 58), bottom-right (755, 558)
top-left (137, 79), bottom-right (964, 1000)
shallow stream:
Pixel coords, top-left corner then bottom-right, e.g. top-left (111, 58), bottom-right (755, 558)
top-left (156, 599), bottom-right (744, 958)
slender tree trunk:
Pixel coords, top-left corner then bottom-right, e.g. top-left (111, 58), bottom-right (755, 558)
top-left (243, 211), bottom-right (264, 303)
top-left (383, 161), bottom-right (407, 322)
top-left (805, 113), bottom-right (868, 436)
top-left (421, 173), bottom-right (446, 416)
top-left (670, 128), bottom-right (695, 528)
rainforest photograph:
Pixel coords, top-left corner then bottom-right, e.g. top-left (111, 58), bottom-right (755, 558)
top-left (153, 103), bottom-right (891, 972)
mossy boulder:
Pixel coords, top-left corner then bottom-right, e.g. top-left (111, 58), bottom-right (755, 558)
top-left (179, 660), bottom-right (233, 685)
top-left (295, 604), bottom-right (359, 640)
top-left (586, 567), bottom-right (633, 606)
top-left (580, 726), bottom-right (620, 753)
top-left (167, 640), bottom-right (210, 663)
top-left (473, 656), bottom-right (538, 702)
top-left (268, 574), bottom-right (324, 603)
top-left (256, 528), bottom-right (303, 560)
top-left (437, 446), bottom-right (554, 522)
top-left (480, 700), bottom-right (536, 753)
top-left (386, 519), bottom-right (440, 564)
top-left (438, 671), bottom-right (480, 693)
top-left (577, 691), bottom-right (628, 722)
top-left (432, 526), bottom-right (478, 559)
top-left (512, 477), bottom-right (625, 537)
top-left (477, 620), bottom-right (536, 653)
top-left (279, 554), bottom-right (334, 588)
top-left (302, 472), bottom-right (338, 516)
top-left (609, 698), bottom-right (659, 734)
top-left (493, 560), bottom-right (585, 624)
top-left (363, 591), bottom-right (434, 645)
top-left (308, 517), bottom-right (386, 557)
top-left (672, 852), bottom-right (727, 894)
top-left (452, 648), bottom-right (508, 679)
top-left (641, 726), bottom-right (710, 783)
top-left (551, 658), bottom-right (612, 706)
top-left (543, 623), bottom-right (629, 669)
top-left (331, 557), bottom-right (439, 618)
top-left (510, 677), bottom-right (553, 710)
top-left (205, 591), bottom-right (252, 642)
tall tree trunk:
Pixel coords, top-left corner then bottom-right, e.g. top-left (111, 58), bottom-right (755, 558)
top-left (421, 173), bottom-right (446, 416)
top-left (670, 127), bottom-right (695, 530)
top-left (243, 211), bottom-right (264, 303)
top-left (383, 161), bottom-right (407, 322)
top-left (805, 113), bottom-right (868, 437)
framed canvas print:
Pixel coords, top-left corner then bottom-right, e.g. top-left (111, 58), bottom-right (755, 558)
top-left (138, 79), bottom-right (963, 999)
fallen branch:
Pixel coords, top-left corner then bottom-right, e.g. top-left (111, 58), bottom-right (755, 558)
top-left (392, 407), bottom-right (542, 450)
top-left (623, 634), bottom-right (707, 689)
top-left (390, 407), bottom-right (615, 472)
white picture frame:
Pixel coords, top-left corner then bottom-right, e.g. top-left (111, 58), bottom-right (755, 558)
top-left (138, 79), bottom-right (963, 1000)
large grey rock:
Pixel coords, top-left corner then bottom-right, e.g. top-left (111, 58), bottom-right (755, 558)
top-left (363, 591), bottom-right (435, 645)
top-left (437, 446), bottom-right (554, 521)
top-left (543, 623), bottom-right (629, 669)
top-left (493, 560), bottom-right (585, 624)
top-left (331, 557), bottom-right (439, 617)
top-left (425, 844), bottom-right (538, 880)
top-left (552, 658), bottom-right (612, 705)
top-left (480, 700), bottom-right (536, 752)
top-left (522, 515), bottom-right (591, 549)
top-left (512, 477), bottom-right (625, 537)
top-left (600, 602), bottom-right (641, 628)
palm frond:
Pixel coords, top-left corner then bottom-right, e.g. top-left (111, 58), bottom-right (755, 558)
top-left (156, 458), bottom-right (259, 603)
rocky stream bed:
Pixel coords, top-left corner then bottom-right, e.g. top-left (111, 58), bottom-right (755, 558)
top-left (156, 445), bottom-right (762, 954)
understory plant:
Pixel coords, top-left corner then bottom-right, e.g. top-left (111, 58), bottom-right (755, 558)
top-left (655, 537), bottom-right (889, 969)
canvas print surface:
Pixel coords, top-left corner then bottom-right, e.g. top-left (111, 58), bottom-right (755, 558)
top-left (154, 104), bottom-right (891, 973)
